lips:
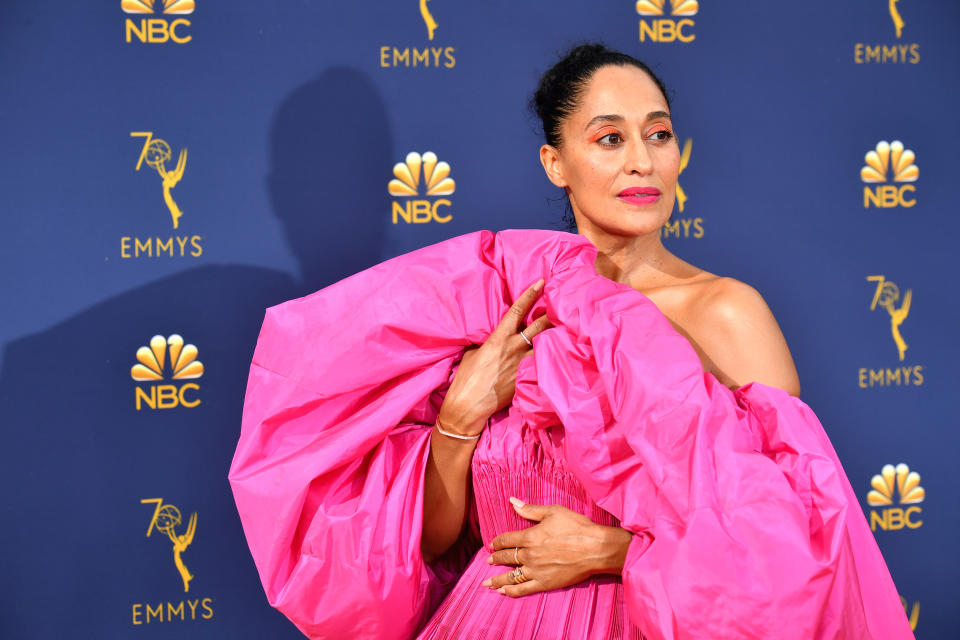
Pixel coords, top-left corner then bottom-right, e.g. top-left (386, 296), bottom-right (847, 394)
top-left (617, 186), bottom-right (661, 205)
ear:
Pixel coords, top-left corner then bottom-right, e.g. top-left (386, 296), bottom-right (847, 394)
top-left (539, 144), bottom-right (568, 188)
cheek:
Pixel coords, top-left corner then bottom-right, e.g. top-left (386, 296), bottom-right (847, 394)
top-left (657, 151), bottom-right (681, 184)
top-left (568, 156), bottom-right (611, 193)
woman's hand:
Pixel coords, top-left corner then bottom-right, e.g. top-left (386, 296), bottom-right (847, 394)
top-left (481, 498), bottom-right (633, 597)
top-left (436, 278), bottom-right (552, 435)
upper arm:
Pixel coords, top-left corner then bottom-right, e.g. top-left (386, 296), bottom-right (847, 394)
top-left (696, 278), bottom-right (801, 397)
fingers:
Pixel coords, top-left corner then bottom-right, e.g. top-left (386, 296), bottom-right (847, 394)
top-left (486, 546), bottom-right (523, 567)
top-left (497, 581), bottom-right (543, 597)
top-left (489, 530), bottom-right (526, 552)
top-left (495, 279), bottom-right (545, 337)
top-left (480, 569), bottom-right (543, 597)
top-left (510, 500), bottom-right (553, 522)
top-left (522, 313), bottom-right (553, 341)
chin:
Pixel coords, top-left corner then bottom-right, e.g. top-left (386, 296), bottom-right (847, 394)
top-left (618, 211), bottom-right (672, 236)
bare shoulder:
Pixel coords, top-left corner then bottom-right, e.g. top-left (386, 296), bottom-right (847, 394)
top-left (686, 276), bottom-right (802, 397)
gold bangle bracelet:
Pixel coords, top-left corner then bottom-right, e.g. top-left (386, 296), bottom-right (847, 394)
top-left (434, 417), bottom-right (483, 440)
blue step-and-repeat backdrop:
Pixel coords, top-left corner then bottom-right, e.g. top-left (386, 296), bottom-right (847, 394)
top-left (1, 1), bottom-right (956, 638)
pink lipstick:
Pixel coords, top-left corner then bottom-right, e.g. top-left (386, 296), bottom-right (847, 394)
top-left (617, 186), bottom-right (661, 205)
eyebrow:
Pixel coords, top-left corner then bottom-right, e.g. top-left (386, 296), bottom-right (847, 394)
top-left (584, 111), bottom-right (672, 130)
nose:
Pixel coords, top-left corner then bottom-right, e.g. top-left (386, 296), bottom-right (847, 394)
top-left (623, 140), bottom-right (654, 176)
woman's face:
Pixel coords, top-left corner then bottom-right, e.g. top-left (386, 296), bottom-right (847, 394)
top-left (540, 64), bottom-right (680, 240)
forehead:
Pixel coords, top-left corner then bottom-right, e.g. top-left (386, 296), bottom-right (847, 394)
top-left (572, 65), bottom-right (668, 122)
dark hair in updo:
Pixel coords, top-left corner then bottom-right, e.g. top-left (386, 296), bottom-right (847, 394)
top-left (531, 43), bottom-right (672, 231)
top-left (533, 43), bottom-right (671, 148)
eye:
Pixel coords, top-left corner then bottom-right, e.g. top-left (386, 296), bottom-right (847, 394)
top-left (598, 132), bottom-right (624, 146)
top-left (647, 127), bottom-right (674, 142)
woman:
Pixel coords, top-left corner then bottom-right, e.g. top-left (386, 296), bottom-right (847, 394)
top-left (229, 44), bottom-right (913, 639)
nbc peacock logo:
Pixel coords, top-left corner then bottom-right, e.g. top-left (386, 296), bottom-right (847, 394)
top-left (389, 151), bottom-right (455, 224)
top-left (131, 334), bottom-right (203, 410)
top-left (861, 140), bottom-right (918, 209)
top-left (123, 1), bottom-right (194, 44)
top-left (122, 0), bottom-right (194, 13)
top-left (868, 463), bottom-right (925, 531)
top-left (636, 0), bottom-right (697, 43)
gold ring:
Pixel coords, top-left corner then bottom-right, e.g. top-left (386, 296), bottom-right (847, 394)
top-left (510, 566), bottom-right (529, 584)
top-left (514, 547), bottom-right (520, 565)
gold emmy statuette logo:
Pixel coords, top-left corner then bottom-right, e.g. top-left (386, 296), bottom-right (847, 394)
top-left (900, 595), bottom-right (920, 632)
top-left (141, 498), bottom-right (197, 592)
top-left (389, 152), bottom-right (455, 224)
top-left (675, 137), bottom-right (692, 212)
top-left (131, 132), bottom-right (188, 228)
top-left (861, 141), bottom-right (918, 208)
top-left (889, 0), bottom-right (905, 39)
top-left (636, 0), bottom-right (698, 16)
top-left (661, 138), bottom-right (703, 239)
top-left (853, 1), bottom-right (918, 63)
top-left (867, 463), bottom-right (924, 531)
top-left (122, 0), bottom-right (195, 14)
top-left (866, 275), bottom-right (911, 361)
top-left (131, 334), bottom-right (204, 410)
top-left (378, 0), bottom-right (454, 68)
top-left (420, 0), bottom-right (438, 41)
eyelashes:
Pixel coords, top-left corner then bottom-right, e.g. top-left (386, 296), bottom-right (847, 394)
top-left (590, 126), bottom-right (674, 147)
top-left (597, 132), bottom-right (624, 146)
top-left (648, 128), bottom-right (674, 142)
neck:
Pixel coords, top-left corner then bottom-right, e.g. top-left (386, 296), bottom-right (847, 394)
top-left (579, 225), bottom-right (671, 293)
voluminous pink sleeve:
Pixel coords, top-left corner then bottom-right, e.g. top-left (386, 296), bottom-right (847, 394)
top-left (526, 261), bottom-right (914, 640)
top-left (228, 231), bottom-right (506, 639)
top-left (227, 229), bottom-right (583, 639)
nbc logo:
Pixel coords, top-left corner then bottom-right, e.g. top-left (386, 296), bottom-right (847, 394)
top-left (861, 141), bottom-right (918, 208)
top-left (131, 334), bottom-right (203, 410)
top-left (636, 0), bottom-right (698, 43)
top-left (868, 463), bottom-right (925, 531)
top-left (123, 0), bottom-right (194, 44)
top-left (389, 151), bottom-right (455, 224)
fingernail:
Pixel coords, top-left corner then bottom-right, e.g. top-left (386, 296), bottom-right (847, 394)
top-left (486, 555), bottom-right (493, 564)
top-left (509, 496), bottom-right (525, 509)
top-left (497, 586), bottom-right (507, 594)
top-left (481, 578), bottom-right (491, 587)
top-left (534, 278), bottom-right (544, 290)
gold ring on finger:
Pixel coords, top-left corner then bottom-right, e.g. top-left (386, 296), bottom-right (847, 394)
top-left (510, 566), bottom-right (530, 584)
top-left (514, 547), bottom-right (520, 565)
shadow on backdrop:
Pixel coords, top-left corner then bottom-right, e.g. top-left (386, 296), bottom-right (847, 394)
top-left (0, 67), bottom-right (392, 639)
top-left (269, 66), bottom-right (393, 286)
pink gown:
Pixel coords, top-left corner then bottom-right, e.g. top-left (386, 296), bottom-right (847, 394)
top-left (228, 229), bottom-right (914, 640)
